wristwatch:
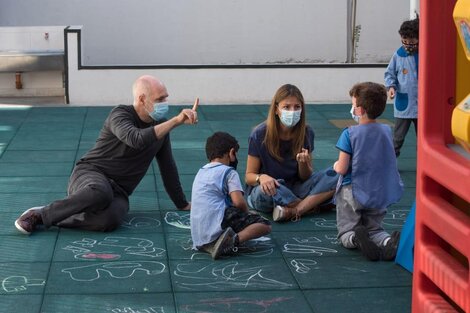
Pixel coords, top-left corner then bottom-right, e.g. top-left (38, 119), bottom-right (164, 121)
top-left (256, 174), bottom-right (261, 185)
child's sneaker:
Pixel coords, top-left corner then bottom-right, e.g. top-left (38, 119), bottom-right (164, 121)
top-left (353, 225), bottom-right (381, 261)
top-left (381, 231), bottom-right (401, 261)
top-left (14, 206), bottom-right (44, 235)
top-left (210, 227), bottom-right (238, 260)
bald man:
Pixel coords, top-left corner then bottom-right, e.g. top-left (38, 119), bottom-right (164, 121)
top-left (15, 75), bottom-right (197, 234)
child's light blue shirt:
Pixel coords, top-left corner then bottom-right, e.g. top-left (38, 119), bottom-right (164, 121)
top-left (384, 46), bottom-right (418, 119)
top-left (190, 162), bottom-right (243, 249)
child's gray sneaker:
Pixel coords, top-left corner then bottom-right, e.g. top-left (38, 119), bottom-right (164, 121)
top-left (381, 231), bottom-right (401, 261)
top-left (210, 227), bottom-right (238, 260)
top-left (353, 225), bottom-right (381, 261)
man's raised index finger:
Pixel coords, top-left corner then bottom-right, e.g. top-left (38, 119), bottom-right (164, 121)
top-left (192, 97), bottom-right (199, 111)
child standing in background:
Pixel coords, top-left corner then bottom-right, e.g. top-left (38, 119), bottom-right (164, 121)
top-left (191, 132), bottom-right (271, 259)
top-left (334, 82), bottom-right (404, 261)
top-left (384, 17), bottom-right (419, 157)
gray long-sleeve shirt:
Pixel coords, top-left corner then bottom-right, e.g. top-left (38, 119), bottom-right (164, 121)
top-left (77, 105), bottom-right (188, 208)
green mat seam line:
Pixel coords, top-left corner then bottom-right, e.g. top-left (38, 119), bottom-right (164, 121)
top-left (0, 107), bottom-right (32, 160)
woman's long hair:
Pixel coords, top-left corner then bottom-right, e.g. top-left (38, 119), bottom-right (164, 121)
top-left (264, 84), bottom-right (306, 161)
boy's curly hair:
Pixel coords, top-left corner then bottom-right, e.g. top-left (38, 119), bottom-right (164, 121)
top-left (399, 17), bottom-right (419, 39)
top-left (205, 131), bottom-right (239, 161)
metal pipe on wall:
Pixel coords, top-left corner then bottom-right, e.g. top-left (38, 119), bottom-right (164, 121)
top-left (346, 0), bottom-right (357, 63)
top-left (15, 72), bottom-right (22, 89)
top-left (410, 0), bottom-right (419, 18)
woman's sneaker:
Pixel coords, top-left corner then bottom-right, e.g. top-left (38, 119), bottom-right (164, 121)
top-left (272, 205), bottom-right (299, 222)
top-left (14, 206), bottom-right (44, 235)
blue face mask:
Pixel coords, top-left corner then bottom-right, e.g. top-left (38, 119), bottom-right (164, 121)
top-left (280, 109), bottom-right (301, 128)
top-left (149, 102), bottom-right (169, 121)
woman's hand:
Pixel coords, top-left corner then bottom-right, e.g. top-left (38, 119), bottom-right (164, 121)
top-left (259, 174), bottom-right (280, 196)
top-left (296, 148), bottom-right (313, 180)
top-left (296, 148), bottom-right (311, 164)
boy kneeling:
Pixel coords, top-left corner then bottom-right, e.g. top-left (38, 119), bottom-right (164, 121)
top-left (334, 82), bottom-right (404, 261)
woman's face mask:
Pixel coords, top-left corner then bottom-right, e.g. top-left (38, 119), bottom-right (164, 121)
top-left (280, 109), bottom-right (302, 128)
top-left (148, 101), bottom-right (169, 121)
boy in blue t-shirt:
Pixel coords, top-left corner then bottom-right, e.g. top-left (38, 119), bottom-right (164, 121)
top-left (190, 132), bottom-right (271, 259)
top-left (333, 82), bottom-right (404, 261)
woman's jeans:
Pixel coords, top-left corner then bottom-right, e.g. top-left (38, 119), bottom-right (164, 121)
top-left (247, 167), bottom-right (338, 213)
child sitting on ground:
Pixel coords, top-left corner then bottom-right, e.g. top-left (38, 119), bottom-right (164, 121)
top-left (190, 131), bottom-right (272, 259)
top-left (333, 82), bottom-right (404, 261)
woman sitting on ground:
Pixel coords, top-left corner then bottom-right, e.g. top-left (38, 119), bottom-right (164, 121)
top-left (245, 84), bottom-right (338, 222)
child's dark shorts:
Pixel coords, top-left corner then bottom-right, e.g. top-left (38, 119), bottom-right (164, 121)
top-left (221, 206), bottom-right (271, 233)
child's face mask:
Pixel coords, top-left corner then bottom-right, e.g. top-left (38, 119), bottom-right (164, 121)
top-left (401, 39), bottom-right (418, 54)
top-left (350, 106), bottom-right (361, 123)
top-left (229, 156), bottom-right (238, 170)
top-left (229, 151), bottom-right (238, 169)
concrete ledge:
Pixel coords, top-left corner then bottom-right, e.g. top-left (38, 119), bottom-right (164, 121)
top-left (0, 50), bottom-right (64, 72)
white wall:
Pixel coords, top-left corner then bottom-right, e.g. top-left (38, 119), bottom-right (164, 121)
top-left (355, 1), bottom-right (410, 63)
top-left (0, 1), bottom-right (411, 103)
top-left (66, 28), bottom-right (386, 105)
top-left (68, 67), bottom-right (386, 105)
top-left (0, 26), bottom-right (64, 52)
top-left (0, 0), bottom-right (409, 65)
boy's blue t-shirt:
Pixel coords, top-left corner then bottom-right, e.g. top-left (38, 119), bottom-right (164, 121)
top-left (248, 122), bottom-right (314, 188)
top-left (190, 162), bottom-right (243, 249)
top-left (335, 123), bottom-right (404, 209)
top-left (335, 128), bottom-right (352, 185)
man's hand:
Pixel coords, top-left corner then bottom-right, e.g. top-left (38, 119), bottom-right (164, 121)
top-left (153, 98), bottom-right (199, 139)
top-left (176, 108), bottom-right (198, 125)
top-left (176, 97), bottom-right (199, 125)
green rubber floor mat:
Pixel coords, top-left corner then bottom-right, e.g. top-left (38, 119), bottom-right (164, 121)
top-left (0, 104), bottom-right (416, 313)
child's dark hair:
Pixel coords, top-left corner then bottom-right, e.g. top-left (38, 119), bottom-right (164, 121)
top-left (349, 82), bottom-right (387, 119)
top-left (399, 17), bottom-right (419, 39)
top-left (205, 131), bottom-right (239, 161)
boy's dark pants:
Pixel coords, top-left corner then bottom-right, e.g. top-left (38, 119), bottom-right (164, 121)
top-left (393, 117), bottom-right (417, 156)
